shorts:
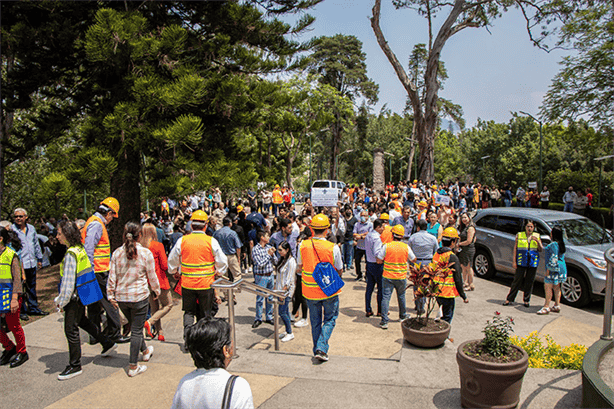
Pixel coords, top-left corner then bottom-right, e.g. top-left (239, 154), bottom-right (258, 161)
top-left (544, 272), bottom-right (566, 286)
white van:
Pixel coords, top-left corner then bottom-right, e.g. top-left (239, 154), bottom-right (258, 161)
top-left (310, 180), bottom-right (346, 207)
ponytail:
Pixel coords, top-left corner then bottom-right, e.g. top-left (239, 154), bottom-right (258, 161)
top-left (123, 222), bottom-right (141, 260)
top-left (551, 225), bottom-right (566, 255)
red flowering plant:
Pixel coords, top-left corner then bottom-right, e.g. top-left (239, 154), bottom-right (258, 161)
top-left (407, 259), bottom-right (453, 325)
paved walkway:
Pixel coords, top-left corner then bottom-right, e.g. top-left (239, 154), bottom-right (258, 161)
top-left (0, 266), bottom-right (606, 408)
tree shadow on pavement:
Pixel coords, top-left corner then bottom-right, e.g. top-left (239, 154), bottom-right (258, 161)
top-left (519, 372), bottom-right (581, 409)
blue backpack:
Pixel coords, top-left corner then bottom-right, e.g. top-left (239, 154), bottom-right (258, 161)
top-left (310, 239), bottom-right (344, 297)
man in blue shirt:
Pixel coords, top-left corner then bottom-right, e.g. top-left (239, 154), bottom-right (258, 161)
top-left (12, 208), bottom-right (46, 318)
top-left (408, 219), bottom-right (439, 314)
top-left (246, 209), bottom-right (267, 231)
top-left (213, 217), bottom-right (243, 283)
top-left (269, 218), bottom-right (298, 257)
top-left (364, 219), bottom-right (384, 317)
top-left (392, 206), bottom-right (414, 245)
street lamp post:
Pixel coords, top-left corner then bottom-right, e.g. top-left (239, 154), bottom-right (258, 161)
top-left (520, 111), bottom-right (543, 191)
top-left (335, 149), bottom-right (354, 180)
top-left (481, 155), bottom-right (490, 182)
top-left (595, 155), bottom-right (614, 208)
top-left (399, 156), bottom-right (406, 181)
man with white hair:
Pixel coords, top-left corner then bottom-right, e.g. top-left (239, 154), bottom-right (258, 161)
top-left (12, 208), bottom-right (46, 318)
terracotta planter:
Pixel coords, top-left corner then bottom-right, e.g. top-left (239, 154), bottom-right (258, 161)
top-left (456, 340), bottom-right (529, 409)
top-left (401, 318), bottom-right (451, 348)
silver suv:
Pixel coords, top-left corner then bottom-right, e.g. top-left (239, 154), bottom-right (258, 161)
top-left (472, 208), bottom-right (613, 308)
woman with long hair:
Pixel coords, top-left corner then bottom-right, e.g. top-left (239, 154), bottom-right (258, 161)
top-left (504, 219), bottom-right (543, 307)
top-left (55, 220), bottom-right (117, 380)
top-left (457, 213), bottom-right (476, 291)
top-left (275, 241), bottom-right (297, 342)
top-left (108, 222), bottom-right (160, 377)
top-left (538, 226), bottom-right (566, 315)
top-left (140, 223), bottom-right (173, 341)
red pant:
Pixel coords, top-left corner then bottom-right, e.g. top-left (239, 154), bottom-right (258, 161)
top-left (0, 297), bottom-right (27, 354)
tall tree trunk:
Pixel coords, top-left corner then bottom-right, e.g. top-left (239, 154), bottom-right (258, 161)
top-left (0, 55), bottom-right (15, 218)
top-left (108, 142), bottom-right (141, 251)
top-left (267, 133), bottom-right (272, 168)
top-left (329, 121), bottom-right (341, 179)
top-left (373, 148), bottom-right (385, 193)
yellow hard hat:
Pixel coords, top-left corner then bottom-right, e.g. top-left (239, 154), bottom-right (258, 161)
top-left (310, 214), bottom-right (330, 229)
top-left (237, 205), bottom-right (244, 213)
top-left (191, 210), bottom-right (209, 222)
top-left (418, 200), bottom-right (428, 207)
top-left (391, 193), bottom-right (398, 198)
top-left (100, 197), bottom-right (119, 217)
top-left (442, 227), bottom-right (459, 239)
top-left (379, 213), bottom-right (390, 220)
top-left (391, 224), bottom-right (405, 237)
top-left (275, 184), bottom-right (280, 188)
top-left (413, 180), bottom-right (418, 183)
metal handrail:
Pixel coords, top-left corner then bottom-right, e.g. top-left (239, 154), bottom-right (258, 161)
top-left (212, 277), bottom-right (287, 354)
top-left (603, 248), bottom-right (614, 340)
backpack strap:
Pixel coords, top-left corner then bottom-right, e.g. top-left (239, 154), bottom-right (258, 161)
top-left (221, 375), bottom-right (239, 409)
top-left (310, 239), bottom-right (322, 263)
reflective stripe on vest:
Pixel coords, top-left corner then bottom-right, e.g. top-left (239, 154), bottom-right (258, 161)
top-left (381, 225), bottom-right (393, 244)
top-left (516, 231), bottom-right (540, 268)
top-left (432, 251), bottom-right (459, 298)
top-left (0, 247), bottom-right (16, 313)
top-left (300, 239), bottom-right (339, 300)
top-left (81, 215), bottom-right (111, 273)
top-left (383, 241), bottom-right (409, 280)
top-left (181, 232), bottom-right (216, 290)
top-left (61, 246), bottom-right (103, 305)
top-left (272, 190), bottom-right (283, 204)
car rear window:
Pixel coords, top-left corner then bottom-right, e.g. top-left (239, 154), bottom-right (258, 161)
top-left (475, 215), bottom-right (498, 229)
top-left (494, 216), bottom-right (522, 235)
top-left (312, 181), bottom-right (329, 188)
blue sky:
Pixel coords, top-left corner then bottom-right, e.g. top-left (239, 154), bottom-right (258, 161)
top-left (286, 0), bottom-right (567, 128)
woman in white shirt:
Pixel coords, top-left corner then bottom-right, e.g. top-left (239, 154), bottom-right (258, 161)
top-left (275, 241), bottom-right (297, 342)
top-left (172, 318), bottom-right (254, 409)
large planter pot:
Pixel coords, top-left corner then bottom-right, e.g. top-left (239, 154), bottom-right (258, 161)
top-left (456, 340), bottom-right (529, 409)
top-left (401, 317), bottom-right (451, 348)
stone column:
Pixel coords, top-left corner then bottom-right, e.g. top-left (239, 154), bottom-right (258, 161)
top-left (373, 148), bottom-right (385, 194)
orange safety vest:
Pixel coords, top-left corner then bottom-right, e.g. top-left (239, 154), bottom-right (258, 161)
top-left (381, 225), bottom-right (393, 244)
top-left (383, 241), bottom-right (409, 280)
top-left (180, 232), bottom-right (216, 290)
top-left (272, 189), bottom-right (283, 204)
top-left (393, 200), bottom-right (402, 213)
top-left (300, 238), bottom-right (340, 300)
top-left (81, 215), bottom-right (110, 273)
top-left (433, 251), bottom-right (459, 298)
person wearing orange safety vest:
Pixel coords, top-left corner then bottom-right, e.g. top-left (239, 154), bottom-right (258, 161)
top-left (167, 210), bottom-right (228, 340)
top-left (296, 214), bottom-right (343, 362)
top-left (379, 214), bottom-right (393, 244)
top-left (272, 185), bottom-right (283, 217)
top-left (432, 227), bottom-right (468, 324)
top-left (82, 197), bottom-right (128, 344)
top-left (376, 225), bottom-right (416, 330)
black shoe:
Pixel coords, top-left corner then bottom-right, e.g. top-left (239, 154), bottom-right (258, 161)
top-left (252, 320), bottom-right (262, 328)
top-left (0, 347), bottom-right (16, 366)
top-left (112, 335), bottom-right (131, 344)
top-left (101, 343), bottom-right (117, 356)
top-left (58, 365), bottom-right (83, 381)
top-left (355, 276), bottom-right (363, 281)
top-left (365, 311), bottom-right (374, 317)
top-left (315, 350), bottom-right (329, 362)
top-left (20, 314), bottom-right (29, 321)
top-left (29, 310), bottom-right (49, 316)
top-left (9, 352), bottom-right (28, 368)
top-left (89, 337), bottom-right (100, 346)
top-left (524, 302), bottom-right (530, 308)
top-left (265, 319), bottom-right (274, 325)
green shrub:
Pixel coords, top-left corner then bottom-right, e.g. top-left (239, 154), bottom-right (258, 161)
top-left (510, 331), bottom-right (587, 370)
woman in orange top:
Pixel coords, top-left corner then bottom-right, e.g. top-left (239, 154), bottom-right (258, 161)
top-left (140, 223), bottom-right (172, 341)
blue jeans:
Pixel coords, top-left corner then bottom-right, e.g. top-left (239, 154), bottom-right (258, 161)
top-left (254, 275), bottom-right (274, 322)
top-left (436, 297), bottom-right (455, 324)
top-left (306, 296), bottom-right (339, 355)
top-left (21, 267), bottom-right (41, 313)
top-left (504, 198), bottom-right (511, 207)
top-left (381, 277), bottom-right (407, 324)
top-left (342, 240), bottom-right (354, 269)
top-left (365, 262), bottom-right (383, 314)
top-left (564, 202), bottom-right (574, 212)
top-left (279, 296), bottom-right (292, 334)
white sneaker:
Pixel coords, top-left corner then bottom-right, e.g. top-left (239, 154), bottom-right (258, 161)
top-left (281, 333), bottom-right (295, 342)
top-left (141, 346), bottom-right (154, 362)
top-left (294, 318), bottom-right (308, 328)
top-left (128, 365), bottom-right (147, 377)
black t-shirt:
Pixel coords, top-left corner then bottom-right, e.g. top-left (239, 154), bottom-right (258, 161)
top-left (344, 216), bottom-right (357, 241)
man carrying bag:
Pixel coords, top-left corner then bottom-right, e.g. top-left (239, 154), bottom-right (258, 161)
top-left (296, 214), bottom-right (344, 362)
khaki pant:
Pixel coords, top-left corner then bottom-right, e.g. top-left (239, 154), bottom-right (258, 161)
top-left (226, 254), bottom-right (242, 282)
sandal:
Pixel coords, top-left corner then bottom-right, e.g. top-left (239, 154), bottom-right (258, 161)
top-left (537, 307), bottom-right (550, 315)
top-left (550, 305), bottom-right (561, 313)
top-left (502, 301), bottom-right (511, 306)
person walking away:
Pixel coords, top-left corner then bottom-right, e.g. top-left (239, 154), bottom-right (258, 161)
top-left (140, 223), bottom-right (173, 342)
top-left (55, 220), bottom-right (117, 380)
top-left (82, 198), bottom-right (128, 344)
top-left (167, 211), bottom-right (228, 341)
top-left (364, 219), bottom-right (385, 318)
top-left (433, 228), bottom-right (468, 324)
top-left (251, 231), bottom-right (278, 328)
top-left (272, 185), bottom-right (284, 217)
top-left (12, 208), bottom-right (46, 319)
top-left (342, 209), bottom-right (357, 272)
top-left (275, 241), bottom-right (296, 342)
top-left (408, 220), bottom-right (439, 314)
top-left (0, 227), bottom-right (28, 368)
top-left (376, 225), bottom-right (417, 330)
top-left (537, 226), bottom-right (567, 315)
top-left (296, 214), bottom-right (343, 362)
top-left (352, 210), bottom-right (372, 281)
top-left (171, 317), bottom-right (254, 409)
top-left (107, 222), bottom-right (161, 377)
top-left (379, 213), bottom-right (393, 244)
top-left (457, 213), bottom-right (476, 291)
top-left (540, 186), bottom-right (550, 209)
top-left (562, 186), bottom-right (576, 213)
top-left (503, 220), bottom-right (543, 307)
top-left (213, 217), bottom-right (243, 285)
